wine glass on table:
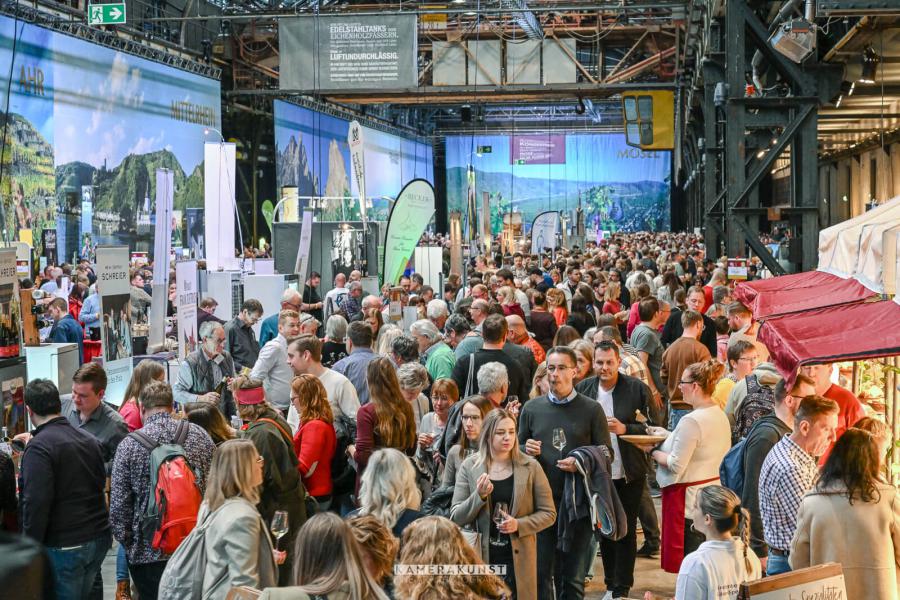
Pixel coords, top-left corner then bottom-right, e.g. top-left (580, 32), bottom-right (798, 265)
top-left (270, 510), bottom-right (289, 550)
top-left (491, 502), bottom-right (510, 546)
top-left (552, 428), bottom-right (567, 460)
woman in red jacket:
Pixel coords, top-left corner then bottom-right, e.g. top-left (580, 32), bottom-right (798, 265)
top-left (290, 374), bottom-right (337, 511)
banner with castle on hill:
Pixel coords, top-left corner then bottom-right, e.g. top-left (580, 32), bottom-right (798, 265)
top-left (0, 15), bottom-right (221, 263)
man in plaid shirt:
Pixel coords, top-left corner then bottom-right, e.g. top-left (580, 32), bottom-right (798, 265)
top-left (758, 395), bottom-right (838, 576)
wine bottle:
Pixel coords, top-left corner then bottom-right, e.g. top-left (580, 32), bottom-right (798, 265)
top-left (213, 378), bottom-right (227, 395)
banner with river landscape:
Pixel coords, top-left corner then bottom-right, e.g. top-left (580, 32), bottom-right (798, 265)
top-left (0, 14), bottom-right (221, 262)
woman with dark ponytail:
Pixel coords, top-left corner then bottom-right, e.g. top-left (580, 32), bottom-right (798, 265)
top-left (647, 360), bottom-right (732, 572)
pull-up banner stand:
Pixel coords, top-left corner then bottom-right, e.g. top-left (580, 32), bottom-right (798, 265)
top-left (382, 179), bottom-right (435, 286)
top-left (96, 246), bottom-right (133, 406)
top-left (204, 142), bottom-right (238, 271)
top-left (531, 211), bottom-right (559, 255)
top-left (148, 169), bottom-right (173, 352)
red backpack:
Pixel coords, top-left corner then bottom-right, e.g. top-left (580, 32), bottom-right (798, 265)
top-left (130, 420), bottom-right (203, 555)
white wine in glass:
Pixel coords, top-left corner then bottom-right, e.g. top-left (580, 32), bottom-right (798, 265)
top-left (270, 510), bottom-right (289, 548)
top-left (552, 428), bottom-right (567, 459)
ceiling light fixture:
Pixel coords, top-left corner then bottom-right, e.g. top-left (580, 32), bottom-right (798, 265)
top-left (859, 46), bottom-right (880, 84)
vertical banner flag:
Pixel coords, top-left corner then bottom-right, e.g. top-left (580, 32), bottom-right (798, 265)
top-left (148, 169), bottom-right (174, 351)
top-left (204, 142), bottom-right (238, 271)
top-left (465, 164), bottom-right (477, 242)
top-left (185, 208), bottom-right (205, 259)
top-left (81, 186), bottom-right (93, 258)
top-left (531, 211), bottom-right (559, 255)
top-left (294, 210), bottom-right (314, 298)
top-left (348, 121), bottom-right (367, 228)
top-left (382, 179), bottom-right (435, 286)
top-left (96, 246), bottom-right (133, 406)
top-left (176, 260), bottom-right (199, 360)
top-left (480, 191), bottom-right (492, 256)
top-left (0, 248), bottom-right (21, 359)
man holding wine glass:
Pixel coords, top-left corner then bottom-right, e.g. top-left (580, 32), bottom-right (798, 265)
top-left (517, 346), bottom-right (613, 600)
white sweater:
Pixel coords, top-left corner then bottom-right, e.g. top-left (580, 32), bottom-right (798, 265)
top-left (656, 405), bottom-right (731, 516)
top-left (676, 539), bottom-right (762, 600)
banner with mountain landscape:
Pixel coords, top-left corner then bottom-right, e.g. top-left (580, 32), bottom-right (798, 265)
top-left (446, 133), bottom-right (671, 234)
top-left (0, 14), bottom-right (221, 262)
top-left (274, 100), bottom-right (433, 223)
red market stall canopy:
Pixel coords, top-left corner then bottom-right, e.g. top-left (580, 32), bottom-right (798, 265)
top-left (758, 300), bottom-right (900, 379)
top-left (733, 271), bottom-right (874, 320)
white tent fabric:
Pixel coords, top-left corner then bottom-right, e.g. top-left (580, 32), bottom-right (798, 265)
top-left (879, 225), bottom-right (900, 296)
top-left (895, 234), bottom-right (900, 304)
top-left (854, 222), bottom-right (900, 293)
top-left (818, 194), bottom-right (900, 279)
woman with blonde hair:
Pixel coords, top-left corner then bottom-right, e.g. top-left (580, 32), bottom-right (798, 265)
top-left (199, 438), bottom-right (280, 598)
top-left (790, 428), bottom-right (900, 600)
top-left (602, 281), bottom-right (629, 324)
top-left (374, 323), bottom-right (402, 358)
top-left (353, 448), bottom-right (423, 538)
top-left (529, 363), bottom-right (549, 400)
top-left (346, 515), bottom-right (399, 588)
top-left (262, 512), bottom-right (389, 600)
top-left (450, 409), bottom-right (556, 599)
top-left (647, 360), bottom-right (731, 573)
top-left (545, 287), bottom-right (568, 327)
top-left (568, 339), bottom-right (594, 384)
top-left (644, 485), bottom-right (760, 600)
top-left (350, 357), bottom-right (417, 491)
top-left (119, 360), bottom-right (165, 432)
top-left (498, 285), bottom-right (525, 319)
top-left (290, 374), bottom-right (337, 510)
top-left (394, 516), bottom-right (509, 600)
top-left (233, 376), bottom-right (307, 584)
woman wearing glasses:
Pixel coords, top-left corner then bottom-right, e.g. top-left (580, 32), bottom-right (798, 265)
top-left (646, 360), bottom-right (731, 573)
top-left (712, 340), bottom-right (758, 411)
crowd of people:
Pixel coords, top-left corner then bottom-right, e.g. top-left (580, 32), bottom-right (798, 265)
top-left (3, 230), bottom-right (898, 600)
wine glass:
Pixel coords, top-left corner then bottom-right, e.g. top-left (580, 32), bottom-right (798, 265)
top-left (552, 428), bottom-right (567, 459)
top-left (491, 502), bottom-right (510, 546)
top-left (270, 511), bottom-right (289, 549)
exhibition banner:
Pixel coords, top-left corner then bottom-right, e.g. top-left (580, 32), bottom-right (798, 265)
top-left (148, 169), bottom-right (174, 351)
top-left (176, 260), bottom-right (198, 360)
top-left (81, 186), bottom-right (93, 260)
top-left (511, 135), bottom-right (566, 165)
top-left (204, 142), bottom-right (238, 271)
top-left (96, 246), bottom-right (133, 406)
top-left (280, 14), bottom-right (418, 91)
top-left (531, 211), bottom-right (560, 254)
top-left (294, 210), bottom-right (314, 293)
top-left (185, 208), bottom-right (205, 259)
top-left (0, 248), bottom-right (21, 359)
top-left (348, 120), bottom-right (367, 226)
top-left (382, 179), bottom-right (435, 286)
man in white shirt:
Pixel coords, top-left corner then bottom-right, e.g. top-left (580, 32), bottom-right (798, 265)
top-left (286, 334), bottom-right (360, 429)
top-left (323, 273), bottom-right (349, 322)
top-left (249, 310), bottom-right (299, 415)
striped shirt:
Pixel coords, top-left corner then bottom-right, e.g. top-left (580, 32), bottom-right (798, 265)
top-left (758, 435), bottom-right (818, 552)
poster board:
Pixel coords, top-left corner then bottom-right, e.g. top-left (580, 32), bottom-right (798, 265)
top-left (176, 261), bottom-right (199, 361)
top-left (96, 246), bottom-right (133, 406)
top-left (728, 257), bottom-right (749, 281)
top-left (0, 248), bottom-right (21, 359)
top-left (740, 563), bottom-right (845, 600)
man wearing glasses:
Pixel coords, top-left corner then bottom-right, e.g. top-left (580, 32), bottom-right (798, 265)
top-left (225, 298), bottom-right (263, 372)
top-left (518, 346), bottom-right (612, 600)
top-left (174, 321), bottom-right (237, 418)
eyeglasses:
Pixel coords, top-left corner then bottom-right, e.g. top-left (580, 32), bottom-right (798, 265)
top-left (678, 380), bottom-right (696, 386)
top-left (738, 356), bottom-right (759, 363)
top-left (461, 415), bottom-right (482, 422)
top-left (546, 364), bottom-right (575, 372)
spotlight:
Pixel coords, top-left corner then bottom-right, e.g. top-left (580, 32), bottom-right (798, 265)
top-left (756, 149), bottom-right (766, 159)
top-left (574, 98), bottom-right (586, 115)
top-left (859, 46), bottom-right (879, 84)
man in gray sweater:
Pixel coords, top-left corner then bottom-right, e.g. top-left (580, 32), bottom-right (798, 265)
top-left (518, 346), bottom-right (612, 600)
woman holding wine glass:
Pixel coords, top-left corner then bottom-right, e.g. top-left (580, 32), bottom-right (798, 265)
top-left (198, 439), bottom-right (281, 598)
top-left (450, 409), bottom-right (556, 600)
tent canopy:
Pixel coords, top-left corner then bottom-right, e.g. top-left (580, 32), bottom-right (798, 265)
top-left (758, 301), bottom-right (900, 379)
top-left (733, 271), bottom-right (872, 320)
top-left (854, 222), bottom-right (900, 294)
top-left (818, 195), bottom-right (900, 280)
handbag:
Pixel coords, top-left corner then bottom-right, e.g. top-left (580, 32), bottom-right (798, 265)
top-left (459, 523), bottom-right (482, 561)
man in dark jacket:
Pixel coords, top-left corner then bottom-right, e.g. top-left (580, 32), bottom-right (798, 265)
top-left (518, 346), bottom-right (612, 600)
top-left (741, 374), bottom-right (815, 572)
top-left (18, 379), bottom-right (110, 600)
top-left (450, 314), bottom-right (529, 401)
top-left (47, 297), bottom-right (84, 364)
top-left (660, 286), bottom-right (717, 358)
top-left (575, 342), bottom-right (654, 600)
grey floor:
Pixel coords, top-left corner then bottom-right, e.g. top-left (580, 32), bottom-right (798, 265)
top-left (100, 541), bottom-right (120, 598)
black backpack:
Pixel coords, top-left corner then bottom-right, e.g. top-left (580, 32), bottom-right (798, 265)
top-left (732, 374), bottom-right (776, 444)
top-left (331, 414), bottom-right (357, 496)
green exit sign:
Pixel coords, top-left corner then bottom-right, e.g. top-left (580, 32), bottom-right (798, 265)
top-left (477, 145), bottom-right (492, 154)
top-left (89, 3), bottom-right (126, 25)
top-left (515, 159), bottom-right (526, 165)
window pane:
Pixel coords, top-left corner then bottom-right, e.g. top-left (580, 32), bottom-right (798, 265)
top-left (640, 122), bottom-right (654, 145)
top-left (626, 123), bottom-right (641, 145)
top-left (624, 98), bottom-right (638, 121)
top-left (638, 96), bottom-right (653, 119)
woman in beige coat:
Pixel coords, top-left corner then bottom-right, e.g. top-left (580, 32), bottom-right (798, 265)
top-left (450, 408), bottom-right (557, 600)
top-left (200, 439), bottom-right (279, 599)
top-left (790, 428), bottom-right (900, 600)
